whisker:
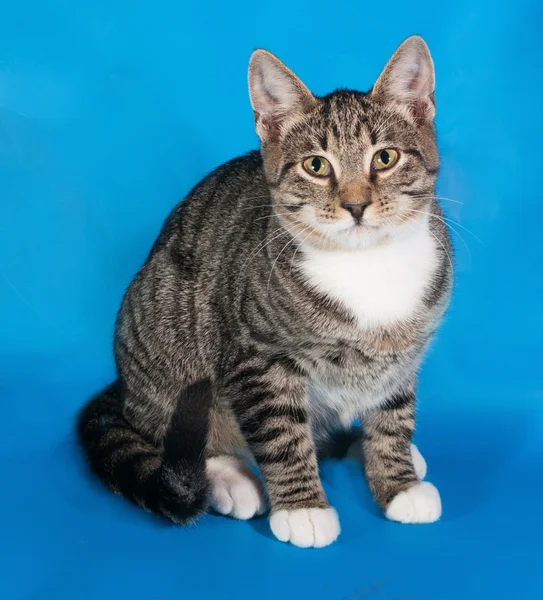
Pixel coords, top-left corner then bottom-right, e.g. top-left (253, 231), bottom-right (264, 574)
top-left (440, 220), bottom-right (472, 265)
top-left (435, 196), bottom-right (464, 205)
top-left (239, 204), bottom-right (276, 211)
top-left (240, 224), bottom-right (292, 272)
top-left (398, 214), bottom-right (454, 274)
top-left (239, 195), bottom-right (272, 203)
top-left (252, 212), bottom-right (305, 223)
top-left (440, 215), bottom-right (485, 246)
top-left (289, 225), bottom-right (314, 276)
top-left (319, 225), bottom-right (335, 253)
top-left (408, 207), bottom-right (484, 248)
top-left (406, 208), bottom-right (472, 266)
top-left (408, 195), bottom-right (464, 205)
top-left (266, 233), bottom-right (301, 298)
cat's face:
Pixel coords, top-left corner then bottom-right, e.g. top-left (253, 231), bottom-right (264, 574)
top-left (249, 37), bottom-right (439, 251)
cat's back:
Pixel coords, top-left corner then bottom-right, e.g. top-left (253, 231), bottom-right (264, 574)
top-left (148, 150), bottom-right (267, 259)
top-left (116, 151), bottom-right (269, 368)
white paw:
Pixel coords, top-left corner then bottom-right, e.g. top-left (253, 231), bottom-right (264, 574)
top-left (269, 507), bottom-right (340, 548)
top-left (206, 456), bottom-right (267, 520)
top-left (410, 443), bottom-right (427, 480)
top-left (386, 481), bottom-right (441, 524)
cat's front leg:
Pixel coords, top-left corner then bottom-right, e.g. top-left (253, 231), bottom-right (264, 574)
top-left (362, 386), bottom-right (442, 523)
top-left (225, 357), bottom-right (340, 548)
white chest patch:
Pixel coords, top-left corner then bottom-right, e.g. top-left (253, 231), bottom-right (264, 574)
top-left (300, 221), bottom-right (438, 328)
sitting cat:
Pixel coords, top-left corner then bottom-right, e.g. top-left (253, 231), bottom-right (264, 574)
top-left (78, 35), bottom-right (452, 548)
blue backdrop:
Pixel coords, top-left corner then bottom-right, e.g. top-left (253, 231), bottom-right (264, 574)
top-left (1, 1), bottom-right (542, 598)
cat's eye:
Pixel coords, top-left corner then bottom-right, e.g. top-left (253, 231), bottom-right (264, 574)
top-left (372, 148), bottom-right (399, 170)
top-left (302, 156), bottom-right (331, 177)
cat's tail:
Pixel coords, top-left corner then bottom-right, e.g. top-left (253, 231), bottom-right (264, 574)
top-left (77, 378), bottom-right (211, 524)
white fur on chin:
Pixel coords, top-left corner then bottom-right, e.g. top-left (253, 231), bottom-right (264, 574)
top-left (300, 216), bottom-right (437, 328)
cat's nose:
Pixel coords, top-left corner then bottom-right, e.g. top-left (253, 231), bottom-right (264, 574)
top-left (341, 200), bottom-right (372, 223)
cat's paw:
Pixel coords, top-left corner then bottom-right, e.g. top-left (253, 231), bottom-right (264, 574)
top-left (269, 507), bottom-right (340, 548)
top-left (385, 481), bottom-right (441, 524)
top-left (207, 456), bottom-right (267, 520)
top-left (410, 443), bottom-right (427, 480)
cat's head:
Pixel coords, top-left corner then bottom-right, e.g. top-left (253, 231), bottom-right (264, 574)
top-left (248, 36), bottom-right (438, 251)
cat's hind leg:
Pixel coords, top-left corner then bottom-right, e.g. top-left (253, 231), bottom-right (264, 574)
top-left (207, 456), bottom-right (267, 520)
top-left (206, 405), bottom-right (267, 520)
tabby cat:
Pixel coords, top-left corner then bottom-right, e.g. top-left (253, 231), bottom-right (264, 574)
top-left (78, 35), bottom-right (452, 548)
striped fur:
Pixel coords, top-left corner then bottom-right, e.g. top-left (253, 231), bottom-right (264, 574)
top-left (78, 380), bottom-right (211, 523)
top-left (77, 36), bottom-right (452, 545)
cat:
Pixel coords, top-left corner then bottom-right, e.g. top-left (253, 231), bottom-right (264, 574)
top-left (78, 35), bottom-right (452, 548)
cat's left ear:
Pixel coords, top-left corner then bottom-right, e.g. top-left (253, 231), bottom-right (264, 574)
top-left (248, 49), bottom-right (317, 142)
top-left (371, 36), bottom-right (436, 122)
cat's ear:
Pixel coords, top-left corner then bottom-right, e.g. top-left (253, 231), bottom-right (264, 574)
top-left (248, 50), bottom-right (316, 141)
top-left (371, 36), bottom-right (436, 122)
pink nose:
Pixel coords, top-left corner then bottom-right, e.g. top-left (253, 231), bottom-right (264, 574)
top-left (341, 200), bottom-right (372, 223)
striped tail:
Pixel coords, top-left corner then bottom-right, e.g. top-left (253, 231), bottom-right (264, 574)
top-left (77, 379), bottom-right (211, 524)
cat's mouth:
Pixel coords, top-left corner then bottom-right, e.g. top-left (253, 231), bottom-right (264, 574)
top-left (318, 216), bottom-right (379, 232)
top-left (294, 215), bottom-right (391, 250)
top-left (307, 219), bottom-right (386, 250)
top-left (349, 221), bottom-right (379, 231)
top-left (335, 219), bottom-right (381, 235)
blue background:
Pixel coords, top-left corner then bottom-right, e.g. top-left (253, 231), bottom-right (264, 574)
top-left (1, 1), bottom-right (542, 598)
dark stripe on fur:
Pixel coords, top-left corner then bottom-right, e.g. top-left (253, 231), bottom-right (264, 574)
top-left (363, 390), bottom-right (418, 509)
top-left (403, 149), bottom-right (438, 174)
top-left (382, 391), bottom-right (413, 411)
top-left (77, 379), bottom-right (212, 524)
top-left (275, 161), bottom-right (296, 186)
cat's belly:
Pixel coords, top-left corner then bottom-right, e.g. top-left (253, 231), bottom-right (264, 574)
top-left (308, 381), bottom-right (388, 432)
top-left (306, 354), bottom-right (417, 438)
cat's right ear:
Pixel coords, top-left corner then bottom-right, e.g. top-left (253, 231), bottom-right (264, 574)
top-left (371, 36), bottom-right (436, 123)
top-left (248, 50), bottom-right (316, 142)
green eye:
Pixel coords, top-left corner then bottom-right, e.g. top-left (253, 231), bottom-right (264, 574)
top-left (303, 156), bottom-right (331, 177)
top-left (373, 148), bottom-right (399, 170)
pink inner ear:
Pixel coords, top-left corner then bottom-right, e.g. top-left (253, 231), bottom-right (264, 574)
top-left (250, 66), bottom-right (290, 141)
top-left (405, 63), bottom-right (422, 91)
top-left (255, 80), bottom-right (281, 115)
top-left (399, 63), bottom-right (435, 123)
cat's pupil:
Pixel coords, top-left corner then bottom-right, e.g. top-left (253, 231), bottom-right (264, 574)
top-left (311, 158), bottom-right (322, 172)
top-left (380, 151), bottom-right (390, 165)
